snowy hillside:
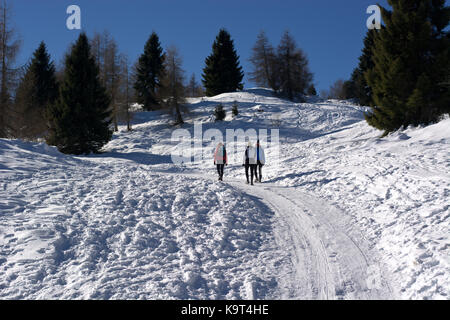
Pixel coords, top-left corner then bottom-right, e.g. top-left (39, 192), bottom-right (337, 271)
top-left (0, 89), bottom-right (448, 299)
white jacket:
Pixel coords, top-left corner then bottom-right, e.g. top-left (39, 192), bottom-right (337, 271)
top-left (243, 146), bottom-right (257, 165)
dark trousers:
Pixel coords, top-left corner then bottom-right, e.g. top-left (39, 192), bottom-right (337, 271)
top-left (217, 164), bottom-right (224, 180)
top-left (245, 164), bottom-right (257, 184)
top-left (257, 162), bottom-right (263, 182)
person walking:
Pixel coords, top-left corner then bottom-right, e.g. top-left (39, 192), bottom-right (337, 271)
top-left (256, 139), bottom-right (266, 182)
top-left (214, 142), bottom-right (227, 181)
top-left (243, 142), bottom-right (257, 185)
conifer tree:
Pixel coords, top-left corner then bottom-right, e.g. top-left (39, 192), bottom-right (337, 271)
top-left (202, 29), bottom-right (244, 96)
top-left (346, 30), bottom-right (377, 105)
top-left (307, 84), bottom-right (317, 96)
top-left (232, 101), bottom-right (239, 117)
top-left (47, 33), bottom-right (112, 155)
top-left (214, 104), bottom-right (226, 121)
top-left (366, 0), bottom-right (450, 134)
top-left (133, 32), bottom-right (165, 110)
top-left (14, 41), bottom-right (58, 139)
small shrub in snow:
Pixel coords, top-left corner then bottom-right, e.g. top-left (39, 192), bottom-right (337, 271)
top-left (214, 104), bottom-right (226, 121)
top-left (232, 102), bottom-right (239, 117)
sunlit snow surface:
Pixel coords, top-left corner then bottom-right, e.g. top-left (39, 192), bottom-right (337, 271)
top-left (1, 89), bottom-right (448, 299)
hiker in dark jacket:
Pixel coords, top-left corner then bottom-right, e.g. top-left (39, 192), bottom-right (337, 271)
top-left (214, 142), bottom-right (227, 181)
top-left (242, 142), bottom-right (257, 185)
top-left (256, 140), bottom-right (266, 182)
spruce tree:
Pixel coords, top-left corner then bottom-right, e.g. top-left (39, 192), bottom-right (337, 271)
top-left (307, 84), bottom-right (317, 96)
top-left (232, 101), bottom-right (239, 117)
top-left (14, 41), bottom-right (58, 139)
top-left (202, 29), bottom-right (244, 96)
top-left (366, 0), bottom-right (450, 134)
top-left (346, 30), bottom-right (376, 105)
top-left (133, 32), bottom-right (165, 110)
top-left (47, 33), bottom-right (112, 155)
top-left (214, 104), bottom-right (226, 121)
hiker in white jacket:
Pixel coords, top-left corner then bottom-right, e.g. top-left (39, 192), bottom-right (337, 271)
top-left (256, 139), bottom-right (266, 182)
top-left (242, 142), bottom-right (257, 185)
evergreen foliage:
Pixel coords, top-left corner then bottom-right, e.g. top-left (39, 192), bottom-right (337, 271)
top-left (46, 33), bottom-right (112, 155)
top-left (365, 0), bottom-right (450, 134)
top-left (14, 41), bottom-right (58, 139)
top-left (345, 30), bottom-right (377, 105)
top-left (133, 32), bottom-right (165, 110)
top-left (232, 101), bottom-right (239, 117)
top-left (214, 104), bottom-right (226, 121)
top-left (307, 84), bottom-right (317, 96)
top-left (202, 29), bottom-right (244, 96)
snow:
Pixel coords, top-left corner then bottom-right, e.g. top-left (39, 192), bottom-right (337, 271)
top-left (0, 89), bottom-right (448, 299)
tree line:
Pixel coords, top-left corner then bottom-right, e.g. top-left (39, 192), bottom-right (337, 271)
top-left (249, 30), bottom-right (314, 101)
top-left (0, 0), bottom-right (447, 154)
top-left (0, 2), bottom-right (315, 155)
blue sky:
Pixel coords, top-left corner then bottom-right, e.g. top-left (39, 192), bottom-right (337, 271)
top-left (11, 0), bottom-right (392, 92)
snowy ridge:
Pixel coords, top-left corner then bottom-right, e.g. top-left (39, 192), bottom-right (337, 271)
top-left (1, 90), bottom-right (448, 299)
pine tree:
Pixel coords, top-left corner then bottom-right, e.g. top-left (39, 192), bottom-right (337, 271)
top-left (202, 29), bottom-right (244, 96)
top-left (232, 101), bottom-right (239, 117)
top-left (277, 31), bottom-right (313, 101)
top-left (14, 41), bottom-right (58, 139)
top-left (133, 32), bottom-right (165, 110)
top-left (346, 30), bottom-right (377, 105)
top-left (214, 104), bottom-right (226, 121)
top-left (46, 33), bottom-right (112, 155)
top-left (366, 0), bottom-right (450, 134)
top-left (307, 84), bottom-right (317, 96)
